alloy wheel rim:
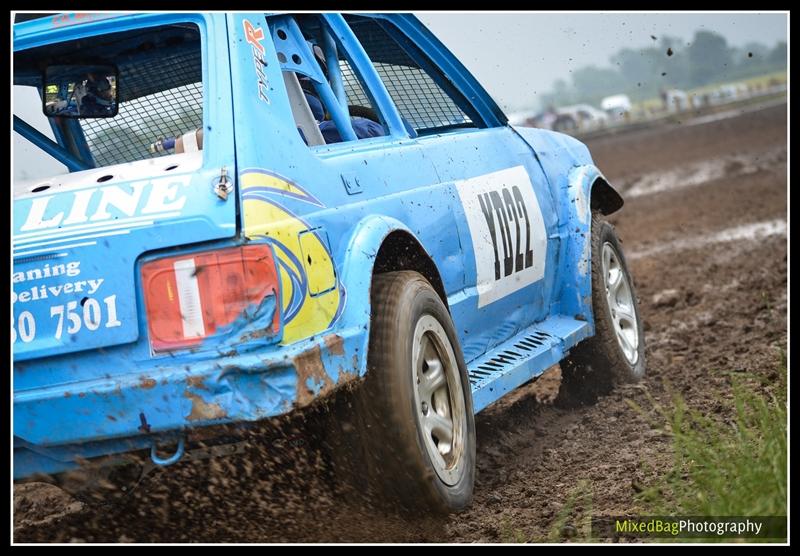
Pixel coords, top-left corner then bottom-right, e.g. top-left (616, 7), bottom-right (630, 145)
top-left (411, 314), bottom-right (466, 486)
top-left (602, 242), bottom-right (640, 365)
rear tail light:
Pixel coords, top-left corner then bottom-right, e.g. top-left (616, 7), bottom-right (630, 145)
top-left (141, 245), bottom-right (280, 353)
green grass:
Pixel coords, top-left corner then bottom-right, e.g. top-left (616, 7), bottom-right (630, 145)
top-left (497, 481), bottom-right (594, 543)
top-left (635, 350), bottom-right (787, 541)
top-left (499, 350), bottom-right (787, 543)
top-left (544, 480), bottom-right (593, 542)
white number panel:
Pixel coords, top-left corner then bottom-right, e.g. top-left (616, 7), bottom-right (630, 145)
top-left (455, 166), bottom-right (547, 308)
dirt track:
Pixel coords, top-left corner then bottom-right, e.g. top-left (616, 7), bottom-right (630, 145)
top-left (14, 102), bottom-right (788, 543)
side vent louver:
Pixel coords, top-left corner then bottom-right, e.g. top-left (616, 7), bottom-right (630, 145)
top-left (467, 330), bottom-right (553, 386)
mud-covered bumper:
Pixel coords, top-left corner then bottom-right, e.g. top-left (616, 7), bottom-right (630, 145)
top-left (13, 331), bottom-right (363, 480)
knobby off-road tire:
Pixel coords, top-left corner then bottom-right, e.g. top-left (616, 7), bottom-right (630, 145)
top-left (328, 271), bottom-right (476, 514)
top-left (558, 211), bottom-right (646, 407)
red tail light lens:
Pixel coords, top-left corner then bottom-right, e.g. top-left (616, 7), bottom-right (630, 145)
top-left (141, 245), bottom-right (280, 352)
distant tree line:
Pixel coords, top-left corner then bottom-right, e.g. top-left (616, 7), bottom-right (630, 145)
top-left (540, 30), bottom-right (787, 109)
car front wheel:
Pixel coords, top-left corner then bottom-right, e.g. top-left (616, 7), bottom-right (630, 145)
top-left (558, 211), bottom-right (646, 407)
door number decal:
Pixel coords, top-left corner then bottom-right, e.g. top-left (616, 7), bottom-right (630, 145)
top-left (456, 166), bottom-right (546, 308)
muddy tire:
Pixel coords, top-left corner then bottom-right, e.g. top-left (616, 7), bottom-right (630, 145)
top-left (558, 212), bottom-right (646, 407)
top-left (334, 270), bottom-right (476, 513)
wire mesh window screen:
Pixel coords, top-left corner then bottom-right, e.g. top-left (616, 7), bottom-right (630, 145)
top-left (340, 60), bottom-right (373, 110)
top-left (80, 47), bottom-right (203, 168)
top-left (374, 63), bottom-right (470, 131)
top-left (345, 17), bottom-right (472, 132)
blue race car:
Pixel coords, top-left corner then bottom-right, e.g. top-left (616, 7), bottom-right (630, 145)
top-left (13, 12), bottom-right (645, 513)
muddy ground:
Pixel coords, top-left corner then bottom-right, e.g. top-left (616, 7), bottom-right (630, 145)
top-left (14, 102), bottom-right (788, 543)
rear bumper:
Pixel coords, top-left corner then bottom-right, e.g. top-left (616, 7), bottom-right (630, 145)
top-left (13, 329), bottom-right (364, 480)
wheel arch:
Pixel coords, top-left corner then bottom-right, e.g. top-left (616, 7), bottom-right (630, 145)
top-left (591, 175), bottom-right (624, 216)
top-left (372, 230), bottom-right (448, 309)
top-left (337, 215), bottom-right (449, 378)
top-left (553, 165), bottom-right (623, 322)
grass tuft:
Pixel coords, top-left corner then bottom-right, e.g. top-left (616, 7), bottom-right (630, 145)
top-left (636, 349), bottom-right (787, 541)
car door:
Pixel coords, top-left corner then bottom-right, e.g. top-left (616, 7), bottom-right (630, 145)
top-left (226, 13), bottom-right (465, 346)
top-left (347, 14), bottom-right (560, 362)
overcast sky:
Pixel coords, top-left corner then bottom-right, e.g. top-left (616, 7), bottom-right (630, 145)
top-left (417, 12), bottom-right (788, 113)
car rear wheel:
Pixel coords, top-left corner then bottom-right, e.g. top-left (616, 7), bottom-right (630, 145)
top-left (558, 211), bottom-right (646, 407)
top-left (329, 270), bottom-right (476, 513)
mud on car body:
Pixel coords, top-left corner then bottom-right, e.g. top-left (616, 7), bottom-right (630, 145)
top-left (13, 12), bottom-right (645, 512)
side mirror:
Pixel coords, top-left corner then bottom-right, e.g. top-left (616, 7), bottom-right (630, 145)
top-left (43, 64), bottom-right (119, 118)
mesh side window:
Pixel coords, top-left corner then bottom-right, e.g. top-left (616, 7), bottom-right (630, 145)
top-left (340, 60), bottom-right (373, 109)
top-left (80, 49), bottom-right (203, 168)
top-left (374, 63), bottom-right (469, 131)
top-left (274, 14), bottom-right (386, 147)
top-left (345, 16), bottom-right (473, 133)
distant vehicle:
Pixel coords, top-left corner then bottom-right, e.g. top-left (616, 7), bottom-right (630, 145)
top-left (601, 94), bottom-right (632, 119)
top-left (717, 84), bottom-right (740, 100)
top-left (552, 104), bottom-right (609, 133)
top-left (702, 84), bottom-right (741, 107)
top-left (506, 109), bottom-right (540, 127)
top-left (524, 109), bottom-right (558, 130)
top-left (665, 89), bottom-right (690, 112)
